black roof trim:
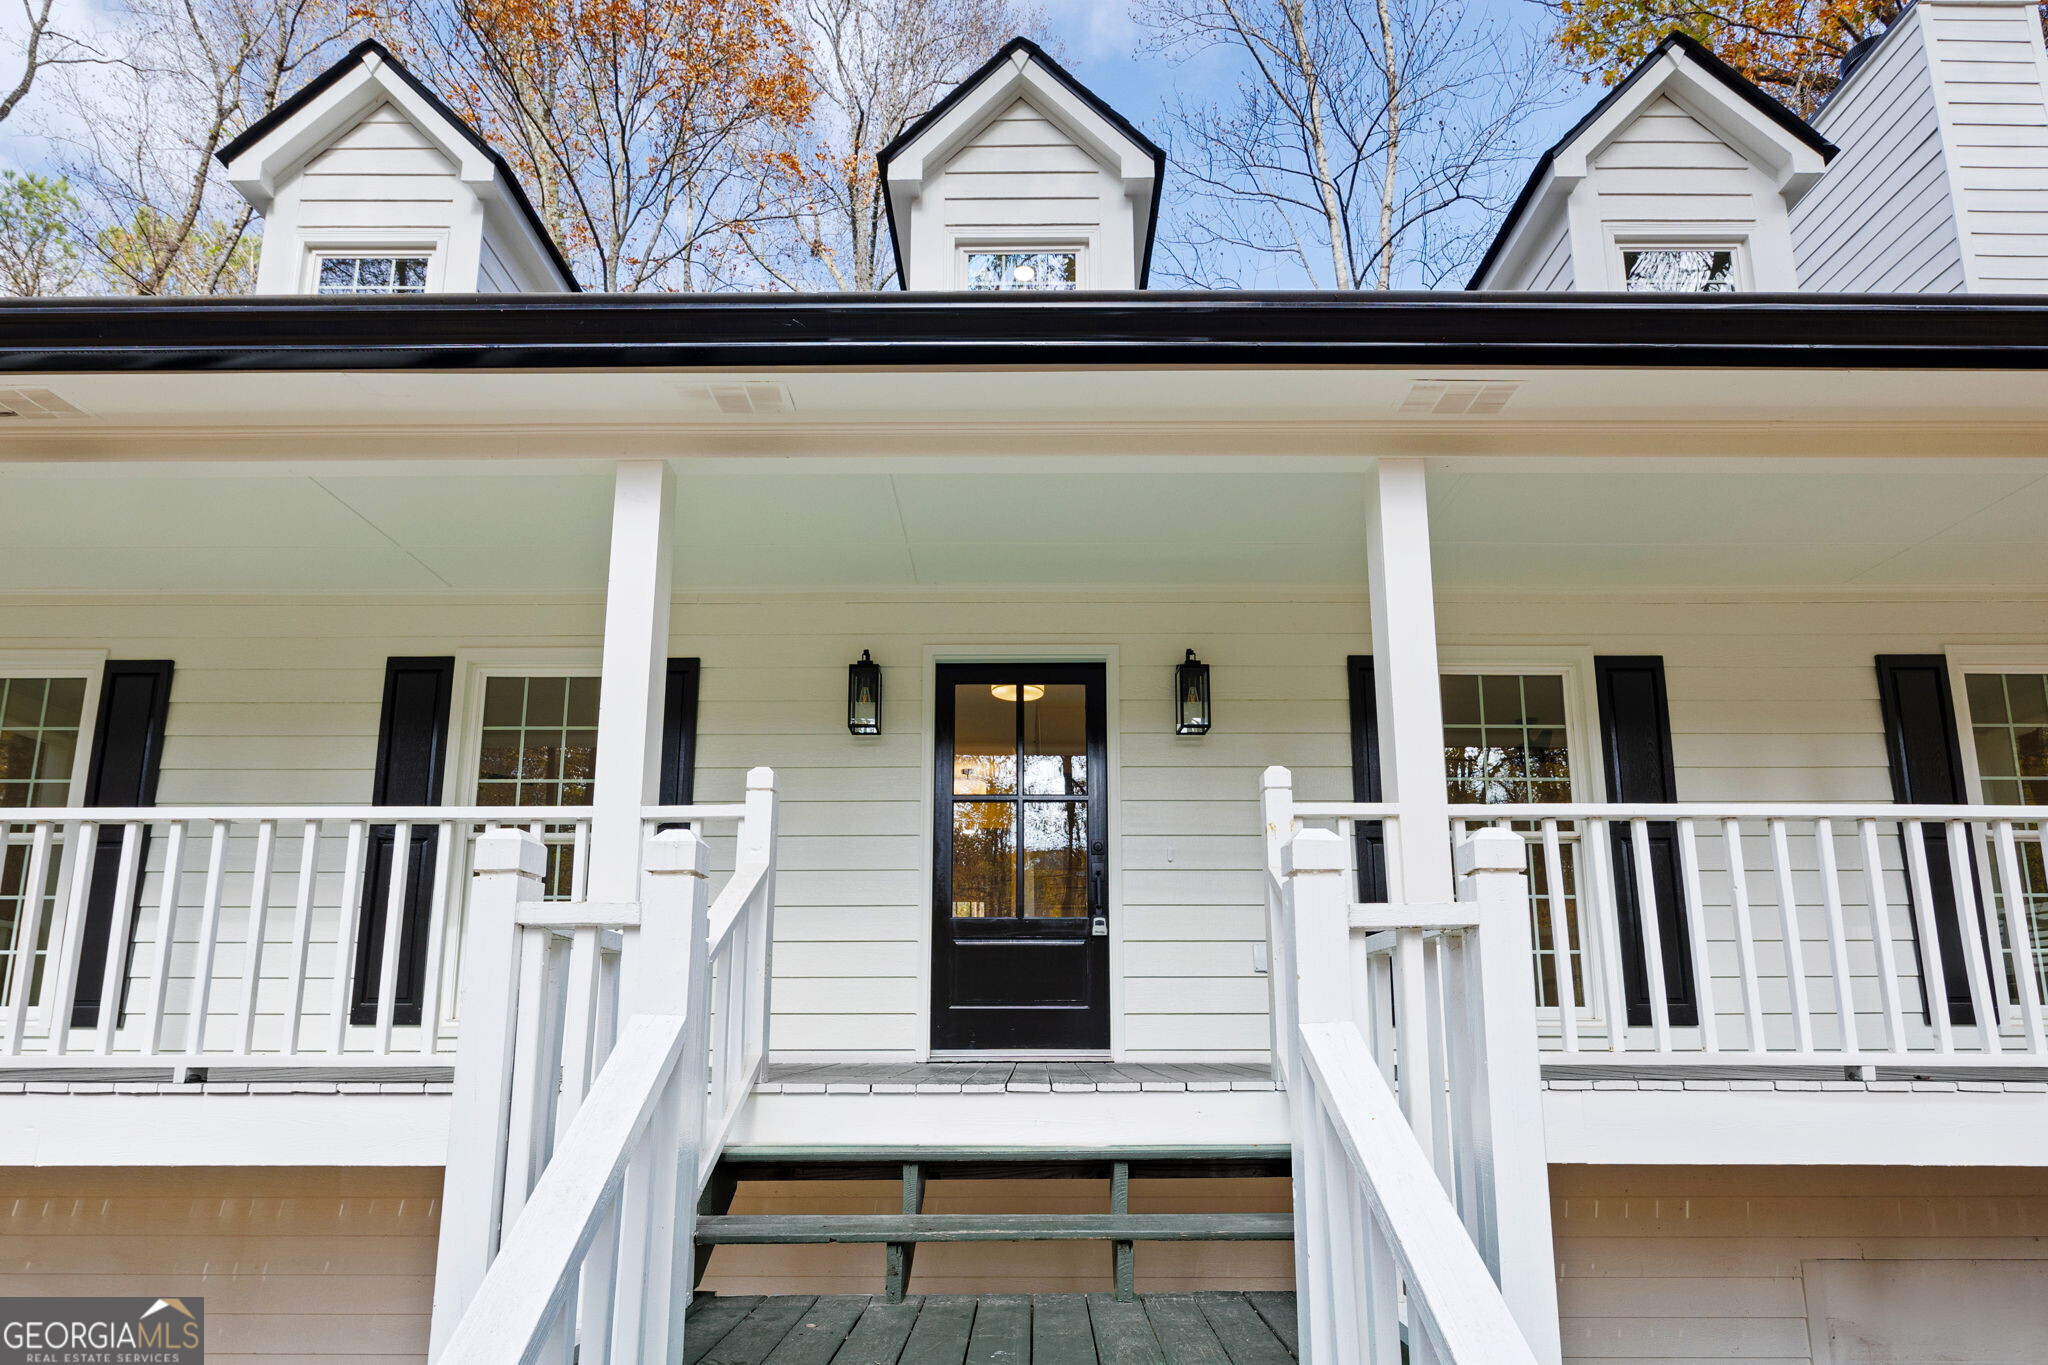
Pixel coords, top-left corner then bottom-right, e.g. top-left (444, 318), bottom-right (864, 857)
top-left (217, 38), bottom-right (580, 291)
top-left (0, 291), bottom-right (2045, 371)
top-left (1467, 31), bottom-right (1838, 290)
top-left (877, 37), bottom-right (1168, 289)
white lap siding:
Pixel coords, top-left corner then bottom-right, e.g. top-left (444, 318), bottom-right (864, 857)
top-left (1553, 1164), bottom-right (2048, 1364)
top-left (1, 589), bottom-right (2043, 1060)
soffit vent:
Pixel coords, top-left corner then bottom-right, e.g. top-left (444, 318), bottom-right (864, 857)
top-left (1398, 380), bottom-right (1518, 416)
top-left (677, 380), bottom-right (795, 417)
top-left (0, 387), bottom-right (88, 419)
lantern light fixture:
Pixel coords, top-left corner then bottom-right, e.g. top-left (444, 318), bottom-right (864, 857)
top-left (847, 649), bottom-right (882, 735)
top-left (1175, 648), bottom-right (1212, 735)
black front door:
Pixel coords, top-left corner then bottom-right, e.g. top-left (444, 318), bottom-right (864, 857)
top-left (933, 662), bottom-right (1109, 1052)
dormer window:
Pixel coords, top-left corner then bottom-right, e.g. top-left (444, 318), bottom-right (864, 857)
top-left (1621, 246), bottom-right (1739, 292)
top-left (966, 250), bottom-right (1079, 292)
top-left (317, 254), bottom-right (430, 294)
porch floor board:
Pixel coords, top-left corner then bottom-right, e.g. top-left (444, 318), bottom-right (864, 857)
top-left (684, 1291), bottom-right (1299, 1363)
top-left (755, 1062), bottom-right (1280, 1095)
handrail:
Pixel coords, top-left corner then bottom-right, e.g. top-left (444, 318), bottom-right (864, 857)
top-left (1299, 1021), bottom-right (1541, 1365)
top-left (706, 858), bottom-right (769, 947)
top-left (1448, 800), bottom-right (2048, 820)
top-left (4, 804), bottom-right (722, 823)
top-left (436, 1012), bottom-right (689, 1365)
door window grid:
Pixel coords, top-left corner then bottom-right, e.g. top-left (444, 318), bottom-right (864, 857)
top-left (476, 675), bottom-right (599, 900)
top-left (949, 681), bottom-right (1089, 920)
top-left (1441, 672), bottom-right (1583, 1009)
top-left (1963, 672), bottom-right (2048, 1000)
top-left (1, 676), bottom-right (86, 1007)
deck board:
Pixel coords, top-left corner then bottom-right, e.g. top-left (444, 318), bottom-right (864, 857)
top-left (757, 1062), bottom-right (1279, 1096)
top-left (685, 1293), bottom-right (1298, 1363)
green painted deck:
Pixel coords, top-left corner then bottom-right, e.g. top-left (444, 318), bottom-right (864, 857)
top-left (685, 1291), bottom-right (1299, 1363)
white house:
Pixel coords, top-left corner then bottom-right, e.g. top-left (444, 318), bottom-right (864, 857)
top-left (2, 15), bottom-right (2048, 1364)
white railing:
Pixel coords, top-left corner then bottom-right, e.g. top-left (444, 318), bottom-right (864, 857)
top-left (429, 767), bottom-right (778, 1365)
top-left (1274, 818), bottom-right (1554, 1365)
top-left (0, 806), bottom-right (593, 1067)
top-left (1449, 804), bottom-right (2048, 1064)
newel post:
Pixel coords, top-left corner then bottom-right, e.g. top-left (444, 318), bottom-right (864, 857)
top-left (1260, 766), bottom-right (1297, 1086)
top-left (610, 826), bottom-right (710, 1362)
top-left (428, 826), bottom-right (546, 1361)
top-left (1284, 826), bottom-right (1356, 1365)
top-left (1456, 827), bottom-right (1563, 1365)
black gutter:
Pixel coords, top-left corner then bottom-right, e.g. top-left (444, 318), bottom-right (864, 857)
top-left (2, 291), bottom-right (2047, 371)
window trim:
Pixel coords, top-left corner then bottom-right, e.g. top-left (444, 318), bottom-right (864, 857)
top-left (1946, 646), bottom-right (2048, 808)
top-left (1605, 229), bottom-right (1752, 293)
top-left (298, 232), bottom-right (447, 295)
top-left (0, 652), bottom-right (107, 809)
top-left (954, 237), bottom-right (1090, 291)
top-left (449, 650), bottom-right (604, 810)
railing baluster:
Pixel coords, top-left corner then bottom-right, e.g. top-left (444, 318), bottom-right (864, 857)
top-left (328, 822), bottom-right (368, 1057)
top-left (373, 820), bottom-right (412, 1056)
top-left (556, 926), bottom-right (603, 1135)
top-left (140, 822), bottom-right (187, 1056)
top-left (1581, 818), bottom-right (1629, 1051)
top-left (1721, 818), bottom-right (1766, 1053)
top-left (1422, 933), bottom-right (1454, 1189)
top-left (415, 823), bottom-right (456, 1056)
top-left (1992, 820), bottom-right (2046, 1054)
top-left (3, 822), bottom-right (54, 1055)
top-left (184, 821), bottom-right (231, 1058)
top-left (282, 821), bottom-right (320, 1056)
top-left (1393, 927), bottom-right (1434, 1154)
top-left (1628, 820), bottom-right (1673, 1053)
top-left (1361, 1204), bottom-right (1401, 1364)
top-left (1858, 818), bottom-right (1907, 1054)
top-left (1947, 820), bottom-right (2003, 1054)
top-left (92, 824), bottom-right (146, 1055)
top-left (1674, 819), bottom-right (1718, 1053)
top-left (1813, 818), bottom-right (1859, 1053)
top-left (1540, 819), bottom-right (1578, 1052)
top-left (45, 819), bottom-right (98, 1057)
top-left (234, 820), bottom-right (277, 1056)
top-left (1901, 820), bottom-right (1955, 1054)
top-left (1767, 818), bottom-right (1814, 1054)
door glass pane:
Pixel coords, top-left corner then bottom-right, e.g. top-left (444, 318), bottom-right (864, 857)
top-left (953, 684), bottom-right (1016, 795)
top-left (1023, 683), bottom-right (1087, 795)
top-left (952, 802), bottom-right (1016, 918)
top-left (1023, 801), bottom-right (1088, 917)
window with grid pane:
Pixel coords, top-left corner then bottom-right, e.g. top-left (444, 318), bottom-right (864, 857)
top-left (317, 255), bottom-right (429, 294)
top-left (476, 675), bottom-right (599, 898)
top-left (1, 676), bottom-right (85, 1007)
top-left (1442, 672), bottom-right (1581, 1008)
top-left (1964, 672), bottom-right (2048, 998)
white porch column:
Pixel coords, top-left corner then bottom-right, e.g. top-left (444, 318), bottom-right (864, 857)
top-left (1365, 457), bottom-right (1452, 902)
top-left (589, 460), bottom-right (674, 902)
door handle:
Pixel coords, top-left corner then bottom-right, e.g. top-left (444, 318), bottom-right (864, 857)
top-left (1091, 865), bottom-right (1107, 936)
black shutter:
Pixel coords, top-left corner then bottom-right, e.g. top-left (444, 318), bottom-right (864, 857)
top-left (660, 659), bottom-right (702, 807)
top-left (1594, 656), bottom-right (1698, 1027)
top-left (1345, 656), bottom-right (1388, 903)
top-left (352, 658), bottom-right (454, 1027)
top-left (70, 660), bottom-right (174, 1028)
top-left (1875, 654), bottom-right (1980, 1024)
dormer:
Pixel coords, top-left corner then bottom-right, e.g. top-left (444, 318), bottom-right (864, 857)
top-left (219, 40), bottom-right (576, 295)
top-left (878, 38), bottom-right (1165, 291)
top-left (1471, 32), bottom-right (1834, 292)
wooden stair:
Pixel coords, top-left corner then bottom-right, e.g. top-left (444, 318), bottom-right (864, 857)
top-left (696, 1146), bottom-right (1294, 1304)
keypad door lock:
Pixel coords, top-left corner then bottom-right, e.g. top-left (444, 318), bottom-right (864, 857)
top-left (1091, 916), bottom-right (1108, 937)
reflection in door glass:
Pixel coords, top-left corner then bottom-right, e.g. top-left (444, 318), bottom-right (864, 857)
top-left (1023, 800), bottom-right (1087, 917)
top-left (952, 685), bottom-right (1017, 795)
top-left (952, 801), bottom-right (1016, 917)
top-left (1023, 683), bottom-right (1088, 795)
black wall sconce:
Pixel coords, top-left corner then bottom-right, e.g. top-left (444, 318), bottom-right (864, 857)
top-left (847, 650), bottom-right (882, 735)
top-left (1176, 648), bottom-right (1211, 735)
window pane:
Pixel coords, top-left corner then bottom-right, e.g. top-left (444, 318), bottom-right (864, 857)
top-left (395, 257), bottom-right (429, 289)
top-left (953, 685), bottom-right (1017, 795)
top-left (1022, 684), bottom-right (1087, 795)
top-left (1022, 800), bottom-right (1087, 917)
top-left (0, 677), bottom-right (84, 809)
top-left (318, 258), bottom-right (355, 290)
top-left (965, 251), bottom-right (1078, 292)
top-left (1969, 675), bottom-right (2048, 808)
top-left (474, 675), bottom-right (599, 809)
top-left (1623, 248), bottom-right (1736, 292)
top-left (1444, 672), bottom-right (1572, 804)
top-left (358, 257), bottom-right (393, 288)
top-left (1967, 673), bottom-right (2010, 723)
top-left (952, 801), bottom-right (1015, 918)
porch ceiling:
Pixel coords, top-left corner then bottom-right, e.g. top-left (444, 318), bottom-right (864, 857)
top-left (0, 455), bottom-right (2042, 594)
